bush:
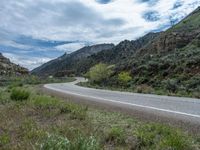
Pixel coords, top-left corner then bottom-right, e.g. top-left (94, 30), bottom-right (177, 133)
top-left (88, 63), bottom-right (113, 83)
top-left (40, 134), bottom-right (100, 150)
top-left (163, 79), bottom-right (179, 93)
top-left (118, 71), bottom-right (132, 87)
top-left (10, 88), bottom-right (30, 101)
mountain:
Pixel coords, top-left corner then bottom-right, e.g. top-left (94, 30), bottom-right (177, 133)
top-left (0, 53), bottom-right (29, 76)
top-left (31, 44), bottom-right (114, 76)
top-left (33, 7), bottom-right (200, 77)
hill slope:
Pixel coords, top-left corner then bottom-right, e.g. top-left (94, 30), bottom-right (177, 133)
top-left (31, 44), bottom-right (114, 76)
top-left (0, 53), bottom-right (28, 76)
top-left (83, 7), bottom-right (200, 98)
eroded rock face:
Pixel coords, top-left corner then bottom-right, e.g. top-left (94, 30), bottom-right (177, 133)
top-left (138, 30), bottom-right (200, 56)
top-left (0, 53), bottom-right (29, 76)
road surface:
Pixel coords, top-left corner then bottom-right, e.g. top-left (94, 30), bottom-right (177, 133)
top-left (44, 77), bottom-right (200, 130)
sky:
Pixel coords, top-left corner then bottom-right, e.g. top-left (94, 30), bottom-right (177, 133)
top-left (0, 0), bottom-right (200, 70)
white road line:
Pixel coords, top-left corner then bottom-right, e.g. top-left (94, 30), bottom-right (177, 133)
top-left (44, 85), bottom-right (200, 119)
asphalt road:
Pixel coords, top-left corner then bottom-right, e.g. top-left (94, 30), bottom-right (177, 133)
top-left (44, 77), bottom-right (200, 126)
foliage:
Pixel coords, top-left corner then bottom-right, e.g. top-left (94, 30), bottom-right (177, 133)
top-left (118, 71), bottom-right (132, 86)
top-left (87, 63), bottom-right (113, 83)
top-left (10, 88), bottom-right (30, 101)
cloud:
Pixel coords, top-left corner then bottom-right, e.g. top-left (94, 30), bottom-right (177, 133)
top-left (96, 0), bottom-right (113, 4)
top-left (172, 1), bottom-right (184, 9)
top-left (0, 0), bottom-right (200, 69)
top-left (2, 52), bottom-right (53, 70)
top-left (137, 0), bottom-right (160, 6)
top-left (142, 11), bottom-right (160, 22)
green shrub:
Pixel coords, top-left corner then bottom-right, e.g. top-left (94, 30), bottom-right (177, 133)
top-left (134, 123), bottom-right (195, 150)
top-left (88, 63), bottom-right (113, 83)
top-left (163, 79), bottom-right (179, 93)
top-left (10, 88), bottom-right (30, 101)
top-left (40, 134), bottom-right (100, 150)
top-left (106, 127), bottom-right (125, 144)
top-left (118, 71), bottom-right (132, 86)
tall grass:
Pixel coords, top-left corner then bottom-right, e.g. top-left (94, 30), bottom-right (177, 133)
top-left (10, 88), bottom-right (30, 101)
top-left (134, 123), bottom-right (196, 150)
top-left (40, 134), bottom-right (100, 150)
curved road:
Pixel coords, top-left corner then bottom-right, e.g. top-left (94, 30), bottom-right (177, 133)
top-left (44, 77), bottom-right (200, 127)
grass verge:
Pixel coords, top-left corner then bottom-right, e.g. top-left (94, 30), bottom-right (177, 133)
top-left (0, 84), bottom-right (199, 149)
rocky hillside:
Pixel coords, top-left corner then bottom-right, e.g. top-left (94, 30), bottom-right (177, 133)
top-left (0, 53), bottom-right (29, 76)
top-left (33, 7), bottom-right (200, 78)
top-left (31, 44), bottom-right (114, 76)
top-left (137, 7), bottom-right (200, 56)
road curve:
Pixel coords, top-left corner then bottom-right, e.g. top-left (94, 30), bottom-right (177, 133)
top-left (44, 77), bottom-right (200, 125)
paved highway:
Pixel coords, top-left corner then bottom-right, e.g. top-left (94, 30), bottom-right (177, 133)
top-left (44, 77), bottom-right (200, 125)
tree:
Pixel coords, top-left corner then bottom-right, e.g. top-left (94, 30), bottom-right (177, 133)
top-left (118, 71), bottom-right (132, 86)
top-left (88, 63), bottom-right (113, 83)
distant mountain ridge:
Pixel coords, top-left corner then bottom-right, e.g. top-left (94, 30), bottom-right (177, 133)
top-left (31, 44), bottom-right (114, 76)
top-left (0, 53), bottom-right (28, 76)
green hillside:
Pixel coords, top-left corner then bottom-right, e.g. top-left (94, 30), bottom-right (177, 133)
top-left (32, 7), bottom-right (200, 97)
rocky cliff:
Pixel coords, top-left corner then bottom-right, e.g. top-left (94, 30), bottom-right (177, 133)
top-left (0, 53), bottom-right (29, 76)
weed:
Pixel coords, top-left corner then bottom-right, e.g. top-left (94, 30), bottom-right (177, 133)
top-left (40, 134), bottom-right (100, 150)
top-left (106, 127), bottom-right (125, 145)
top-left (134, 123), bottom-right (195, 150)
top-left (0, 133), bottom-right (10, 146)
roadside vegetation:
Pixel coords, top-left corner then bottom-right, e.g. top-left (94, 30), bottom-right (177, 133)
top-left (80, 41), bottom-right (200, 98)
top-left (0, 75), bottom-right (75, 87)
top-left (0, 77), bottom-right (200, 149)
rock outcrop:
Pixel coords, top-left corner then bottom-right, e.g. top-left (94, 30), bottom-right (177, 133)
top-left (0, 53), bottom-right (29, 76)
